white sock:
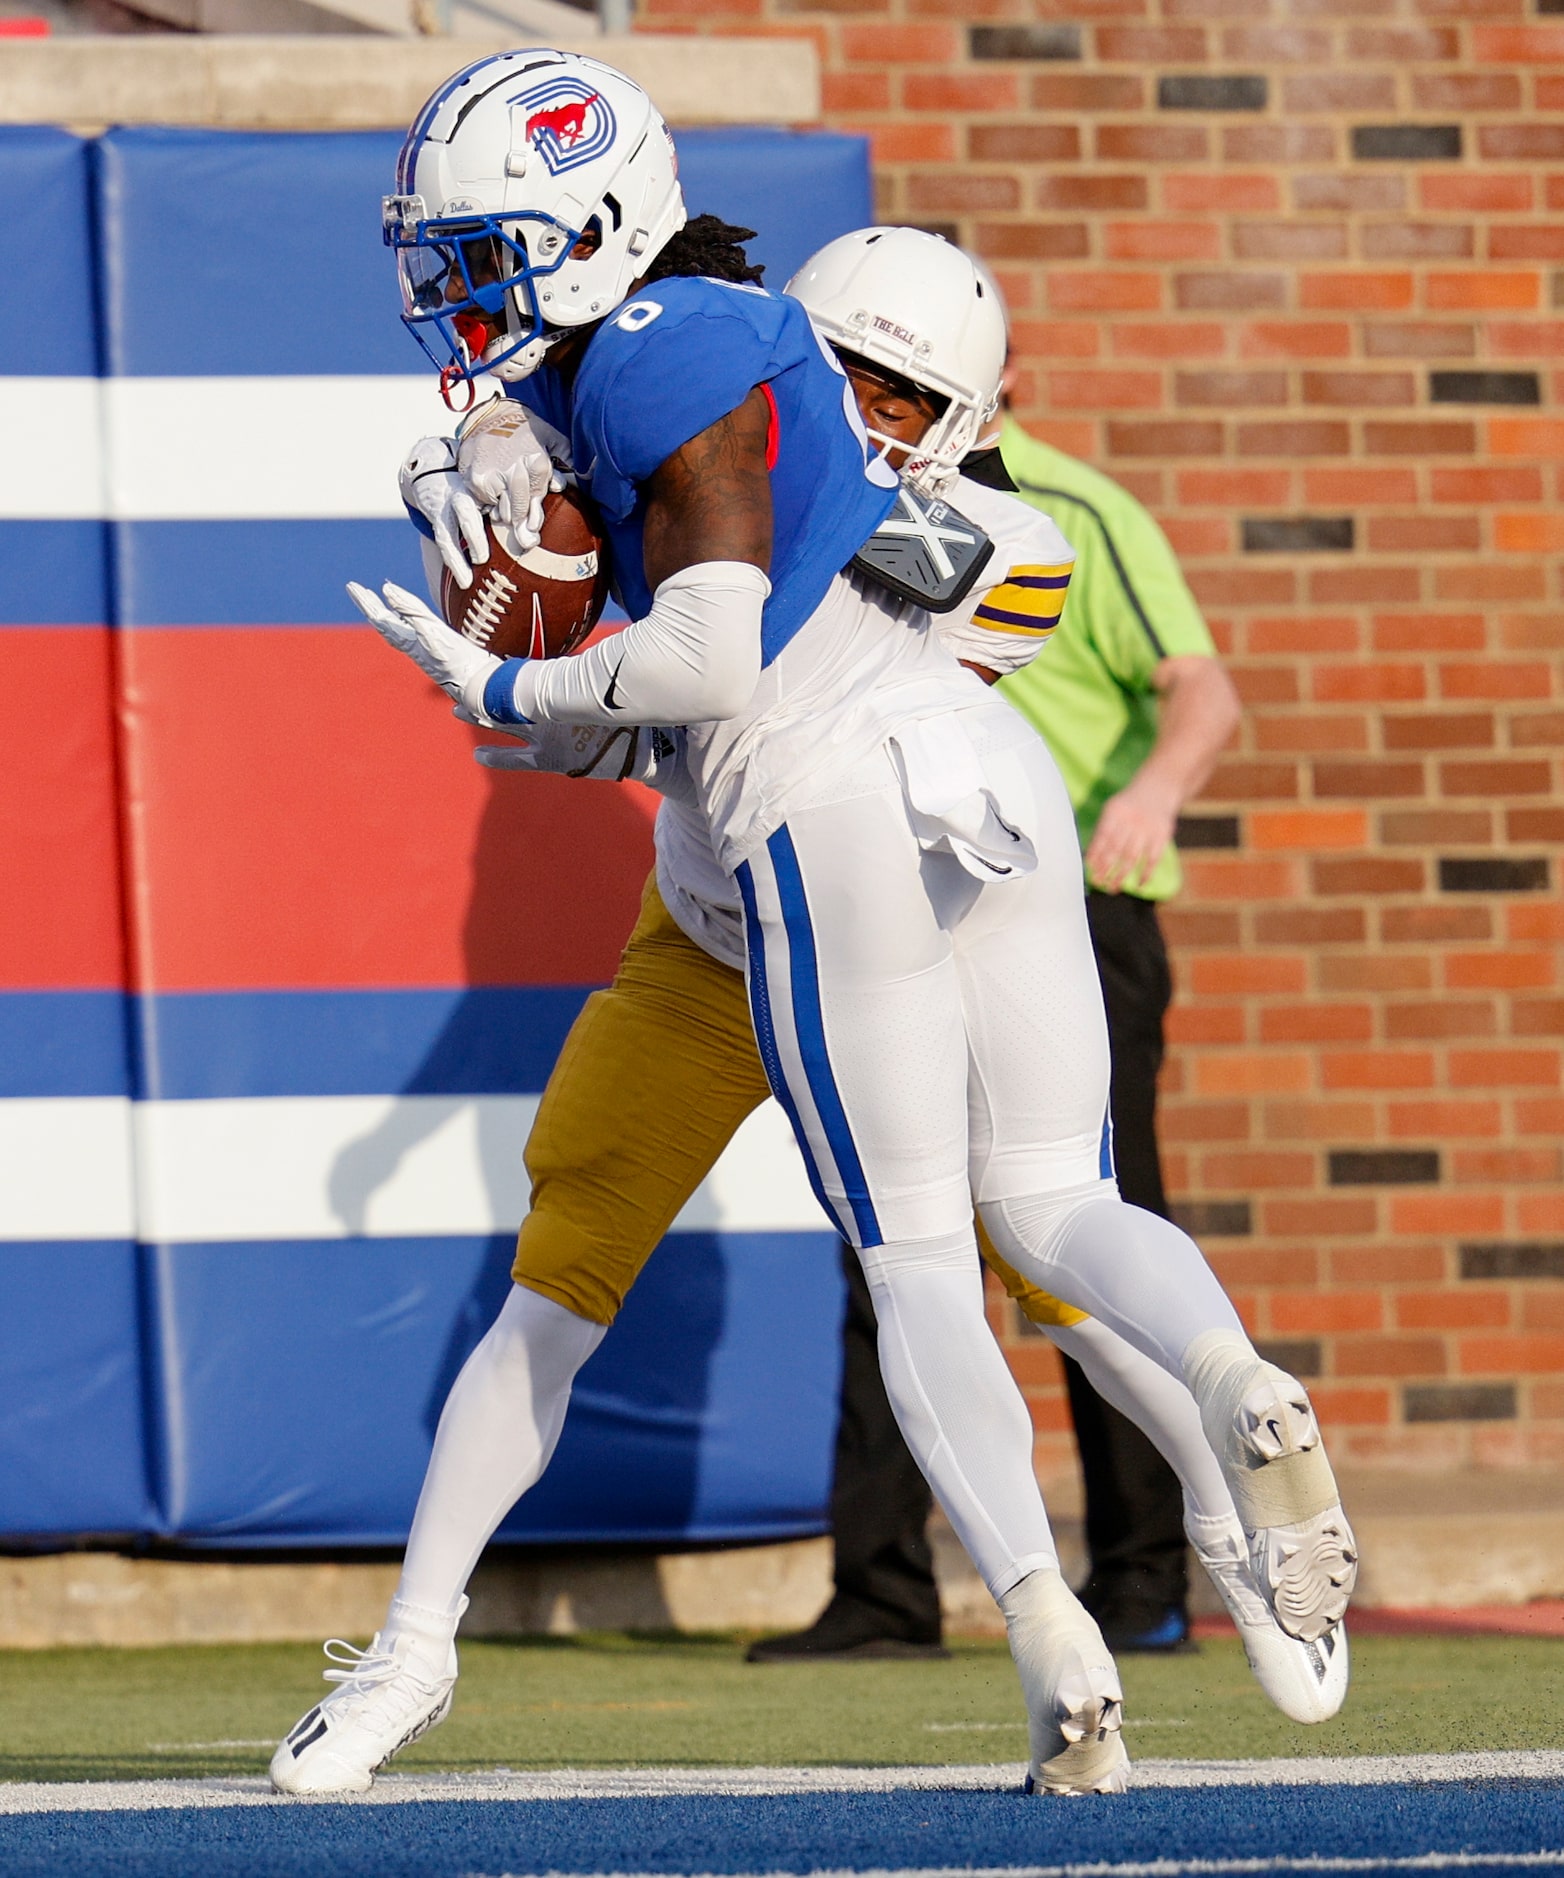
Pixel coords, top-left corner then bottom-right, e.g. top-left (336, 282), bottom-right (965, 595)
top-left (391, 1284), bottom-right (606, 1622)
top-left (859, 1229), bottom-right (1058, 1599)
top-left (1045, 1316), bottom-right (1235, 1526)
top-left (981, 1184), bottom-right (1246, 1379)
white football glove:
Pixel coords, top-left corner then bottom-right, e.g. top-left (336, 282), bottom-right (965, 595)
top-left (471, 721), bottom-right (687, 792)
top-left (397, 437), bottom-right (489, 592)
top-left (456, 400), bottom-right (566, 549)
top-left (348, 579), bottom-right (501, 724)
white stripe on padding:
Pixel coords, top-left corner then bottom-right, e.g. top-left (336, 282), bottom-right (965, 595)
top-left (130, 1092), bottom-right (823, 1242)
top-left (0, 379), bottom-right (104, 519)
top-left (0, 1098), bottom-right (136, 1239)
top-left (101, 376), bottom-right (454, 520)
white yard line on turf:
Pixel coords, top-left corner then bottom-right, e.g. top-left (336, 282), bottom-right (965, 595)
top-left (2, 1751), bottom-right (1563, 1814)
top-left (469, 1860), bottom-right (1564, 1878)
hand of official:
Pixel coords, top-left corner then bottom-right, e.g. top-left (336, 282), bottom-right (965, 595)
top-left (397, 437), bottom-right (489, 591)
top-left (1085, 773), bottom-right (1179, 895)
top-left (457, 399), bottom-right (566, 551)
top-left (347, 579), bottom-right (502, 724)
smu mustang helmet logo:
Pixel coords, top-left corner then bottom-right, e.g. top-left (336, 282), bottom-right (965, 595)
top-left (517, 78), bottom-right (616, 175)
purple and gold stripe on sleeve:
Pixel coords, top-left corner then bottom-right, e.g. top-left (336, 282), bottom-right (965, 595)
top-left (970, 562), bottom-right (1074, 637)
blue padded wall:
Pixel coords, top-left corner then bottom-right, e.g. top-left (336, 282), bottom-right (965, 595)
top-left (29, 120), bottom-right (871, 1549)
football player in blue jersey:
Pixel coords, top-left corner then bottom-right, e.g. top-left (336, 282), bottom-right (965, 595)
top-left (272, 50), bottom-right (1355, 1799)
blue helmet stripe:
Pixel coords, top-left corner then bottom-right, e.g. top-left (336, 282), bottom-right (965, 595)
top-left (396, 52), bottom-right (514, 193)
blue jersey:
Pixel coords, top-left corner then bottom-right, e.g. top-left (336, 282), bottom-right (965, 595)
top-left (514, 276), bottom-right (898, 667)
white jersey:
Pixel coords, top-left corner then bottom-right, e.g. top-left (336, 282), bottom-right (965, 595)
top-left (654, 475), bottom-right (1076, 970)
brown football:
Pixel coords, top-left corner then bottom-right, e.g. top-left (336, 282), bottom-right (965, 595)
top-left (442, 483), bottom-right (610, 662)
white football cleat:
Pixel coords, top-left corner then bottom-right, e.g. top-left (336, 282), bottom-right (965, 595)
top-left (1192, 1517), bottom-right (1349, 1724)
top-left (270, 1599), bottom-right (463, 1796)
top-left (1002, 1568), bottom-right (1129, 1796)
top-left (1185, 1332), bottom-right (1358, 1644)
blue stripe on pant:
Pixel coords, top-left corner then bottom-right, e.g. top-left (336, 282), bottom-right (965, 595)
top-left (763, 826), bottom-right (883, 1250)
top-left (734, 854), bottom-right (840, 1235)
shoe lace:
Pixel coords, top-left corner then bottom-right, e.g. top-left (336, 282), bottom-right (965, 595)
top-left (319, 1637), bottom-right (444, 1726)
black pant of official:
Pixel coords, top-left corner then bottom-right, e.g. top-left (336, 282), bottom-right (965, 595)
top-left (825, 889), bottom-right (1188, 1643)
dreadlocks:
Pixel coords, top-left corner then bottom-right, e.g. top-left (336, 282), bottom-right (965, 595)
top-left (645, 213), bottom-right (765, 287)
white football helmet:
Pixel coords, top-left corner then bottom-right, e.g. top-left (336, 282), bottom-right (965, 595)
top-left (786, 227), bottom-right (1008, 495)
top-left (385, 49), bottom-right (686, 391)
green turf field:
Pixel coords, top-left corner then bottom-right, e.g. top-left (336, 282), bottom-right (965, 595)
top-left (1, 1631), bottom-right (1560, 1785)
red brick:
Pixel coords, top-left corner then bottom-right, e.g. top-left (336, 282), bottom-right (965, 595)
top-left (1260, 1098), bottom-right (1376, 1141)
top-left (1036, 175), bottom-right (1147, 211)
top-left (1509, 808), bottom-right (1564, 843)
top-left (1447, 951), bottom-right (1556, 991)
top-left (1310, 566), bottom-right (1422, 605)
top-left (1294, 173), bottom-right (1407, 213)
top-left (821, 71), bottom-right (892, 111)
top-left (1314, 954), bottom-right (1434, 999)
top-left (1491, 416), bottom-right (1564, 458)
top-left (1224, 125), bottom-right (1334, 165)
top-left (1189, 566), bottom-right (1297, 607)
top-left (1206, 758), bottom-right (1301, 800)
top-left (1309, 1385), bottom-right (1393, 1426)
top-left (1436, 565), bottom-right (1549, 603)
top-left (1458, 1147), bottom-right (1563, 1185)
top-left (1189, 954), bottom-right (1308, 996)
top-left (1194, 1051), bottom-right (1313, 1096)
top-left (1106, 419), bottom-right (1225, 456)
top-left (1313, 759), bottom-right (1424, 798)
top-left (1048, 271), bottom-right (1162, 311)
top-left (1450, 1050), bottom-right (1561, 1089)
top-left (975, 222), bottom-right (1091, 260)
top-left (1326, 1242), bottom-right (1449, 1285)
top-left (1381, 905), bottom-right (1492, 943)
top-left (1387, 1100), bottom-right (1504, 1139)
top-left (1162, 516), bottom-right (1231, 556)
top-left (1313, 663), bottom-right (1426, 704)
top-left (1334, 1336), bottom-right (1448, 1379)
top-left (1031, 73), bottom-right (1146, 111)
top-left (1096, 23), bottom-right (1207, 57)
top-left (968, 123), bottom-right (1081, 162)
top-left (903, 72), bottom-right (1021, 111)
top-left (1302, 370), bottom-right (1416, 407)
top-left (1253, 908), bottom-right (1366, 944)
top-left (1514, 1000), bottom-right (1564, 1037)
top-left (1398, 1290), bottom-right (1511, 1331)
top-left (1263, 1197), bottom-right (1380, 1238)
top-left (1472, 22), bottom-right (1564, 57)
top-left (1261, 1003), bottom-right (1376, 1043)
top-left (1240, 321), bottom-right (1352, 359)
top-left (1282, 72), bottom-right (1397, 112)
top-left (1201, 1149), bottom-right (1315, 1188)
top-left (848, 122), bottom-right (958, 164)
top-left (1302, 469), bottom-right (1418, 509)
top-left (1250, 808), bottom-right (1369, 851)
top-left (1320, 1049), bottom-right (1436, 1089)
top-left (1175, 370), bottom-right (1288, 407)
top-left (1223, 23), bottom-right (1330, 57)
top-left (1439, 661), bottom-right (1553, 701)
top-left (1235, 220), bottom-right (1349, 261)
top-left (841, 20), bottom-right (960, 57)
top-left (1180, 857), bottom-right (1300, 900)
top-left (1273, 1291), bottom-right (1384, 1334)
top-left (908, 173), bottom-right (1022, 213)
top-left (1442, 758), bottom-right (1553, 796)
top-left (1237, 420), bottom-right (1351, 457)
top-left (1368, 515), bottom-right (1481, 553)
top-left (1164, 172), bottom-right (1279, 212)
top-left (1488, 325), bottom-right (1564, 361)
top-left (1113, 321), bottom-right (1226, 359)
top-left (1427, 271), bottom-right (1541, 311)
top-left (1254, 713), bottom-right (1371, 754)
top-left (1177, 273), bottom-right (1288, 311)
top-left (1479, 130), bottom-right (1564, 166)
top-left (1011, 320), bottom-right (1100, 358)
top-left (1167, 1004), bottom-right (1247, 1045)
top-left (1347, 25), bottom-right (1459, 57)
top-left (1364, 222), bottom-right (1476, 262)
top-left (1490, 228), bottom-right (1564, 263)
top-left (1431, 467), bottom-right (1545, 504)
top-left (1422, 174), bottom-right (1534, 214)
top-left (1372, 610), bottom-right (1485, 651)
top-left (1384, 1000), bottom-right (1498, 1040)
top-left (1510, 713), bottom-right (1564, 747)
top-left (1460, 1334), bottom-right (1564, 1376)
top-left (1382, 712), bottom-right (1494, 750)
top-left (1249, 615), bottom-right (1359, 654)
top-left (1097, 124), bottom-right (1210, 164)
top-left (1159, 1101), bottom-right (1251, 1144)
top-left (1364, 321), bottom-right (1477, 359)
top-left (1381, 810), bottom-right (1491, 846)
top-left (1496, 512), bottom-right (1564, 553)
top-left (1301, 272), bottom-right (1415, 311)
top-left (1519, 1195), bottom-right (1564, 1234)
top-left (1106, 221), bottom-right (1222, 262)
top-left (1208, 1246), bottom-right (1321, 1290)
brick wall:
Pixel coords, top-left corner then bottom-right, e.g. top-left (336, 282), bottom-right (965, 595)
top-left (646, 0), bottom-right (1564, 1491)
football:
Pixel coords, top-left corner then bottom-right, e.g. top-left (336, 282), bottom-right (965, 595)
top-left (442, 483), bottom-right (610, 662)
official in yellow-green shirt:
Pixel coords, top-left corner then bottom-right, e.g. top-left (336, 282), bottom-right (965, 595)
top-left (993, 415), bottom-right (1242, 1654)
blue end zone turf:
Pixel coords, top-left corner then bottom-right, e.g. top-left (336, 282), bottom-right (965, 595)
top-left (2, 1780), bottom-right (1563, 1878)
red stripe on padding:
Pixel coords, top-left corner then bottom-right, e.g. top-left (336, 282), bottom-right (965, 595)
top-left (761, 382), bottom-right (780, 471)
top-left (0, 629), bottom-right (128, 989)
top-left (117, 629), bottom-right (656, 992)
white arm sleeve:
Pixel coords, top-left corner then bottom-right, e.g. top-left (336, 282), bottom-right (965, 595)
top-left (503, 561), bottom-right (770, 728)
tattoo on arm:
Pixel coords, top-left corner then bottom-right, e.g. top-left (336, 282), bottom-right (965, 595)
top-left (641, 386), bottom-right (774, 591)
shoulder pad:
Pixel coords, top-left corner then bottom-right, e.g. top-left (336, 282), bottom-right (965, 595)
top-left (851, 483), bottom-right (994, 614)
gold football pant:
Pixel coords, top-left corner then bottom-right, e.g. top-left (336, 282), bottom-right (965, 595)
top-left (514, 871), bottom-right (1086, 1333)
